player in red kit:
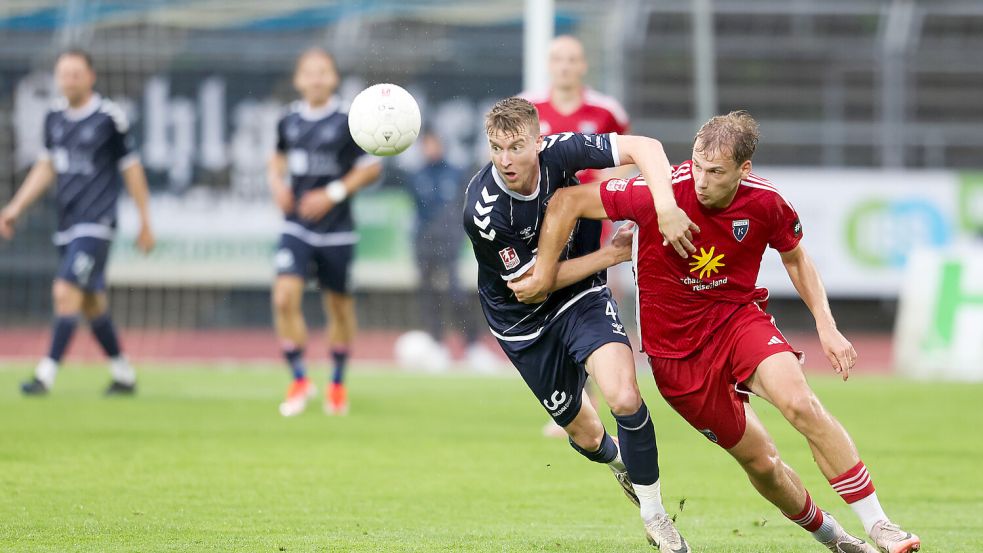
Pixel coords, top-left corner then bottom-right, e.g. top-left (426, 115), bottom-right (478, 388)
top-left (521, 35), bottom-right (638, 437)
top-left (512, 111), bottom-right (921, 553)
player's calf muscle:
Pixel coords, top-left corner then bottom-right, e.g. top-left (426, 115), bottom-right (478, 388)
top-left (52, 280), bottom-right (84, 315)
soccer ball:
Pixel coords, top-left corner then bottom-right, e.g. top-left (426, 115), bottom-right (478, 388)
top-left (347, 83), bottom-right (421, 156)
top-left (394, 330), bottom-right (449, 373)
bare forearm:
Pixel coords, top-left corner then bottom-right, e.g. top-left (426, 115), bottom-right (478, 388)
top-left (785, 254), bottom-right (836, 329)
top-left (551, 248), bottom-right (620, 292)
top-left (8, 161), bottom-right (55, 213)
top-left (339, 160), bottom-right (382, 194)
top-left (122, 163), bottom-right (152, 226)
top-left (268, 154), bottom-right (289, 192)
top-left (536, 186), bottom-right (608, 279)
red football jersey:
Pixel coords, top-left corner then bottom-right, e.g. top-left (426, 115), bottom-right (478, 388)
top-left (599, 161), bottom-right (803, 358)
top-left (521, 88), bottom-right (630, 184)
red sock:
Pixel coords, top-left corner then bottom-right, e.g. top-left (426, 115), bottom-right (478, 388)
top-left (829, 460), bottom-right (875, 504)
top-left (785, 491), bottom-right (824, 532)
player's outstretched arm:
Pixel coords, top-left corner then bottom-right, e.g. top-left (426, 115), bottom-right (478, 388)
top-left (780, 244), bottom-right (857, 380)
top-left (122, 162), bottom-right (155, 254)
top-left (616, 135), bottom-right (698, 257)
top-left (0, 159), bottom-right (56, 240)
top-left (510, 221), bottom-right (634, 304)
top-left (297, 160), bottom-right (382, 221)
top-left (507, 184), bottom-right (608, 302)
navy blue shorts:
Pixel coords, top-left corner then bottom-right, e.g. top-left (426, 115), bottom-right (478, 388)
top-left (497, 288), bottom-right (632, 427)
top-left (56, 236), bottom-right (111, 292)
top-left (274, 233), bottom-right (354, 294)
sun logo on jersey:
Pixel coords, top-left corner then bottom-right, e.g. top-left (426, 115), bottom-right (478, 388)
top-left (689, 246), bottom-right (726, 280)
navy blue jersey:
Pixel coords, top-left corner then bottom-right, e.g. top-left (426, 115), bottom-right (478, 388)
top-left (41, 94), bottom-right (137, 245)
top-left (276, 98), bottom-right (373, 243)
top-left (463, 132), bottom-right (620, 341)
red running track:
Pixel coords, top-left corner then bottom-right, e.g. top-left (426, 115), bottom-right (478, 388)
top-left (0, 327), bottom-right (894, 374)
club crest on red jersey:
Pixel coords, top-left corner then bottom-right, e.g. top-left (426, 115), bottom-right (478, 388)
top-left (732, 219), bottom-right (749, 242)
top-left (498, 247), bottom-right (520, 270)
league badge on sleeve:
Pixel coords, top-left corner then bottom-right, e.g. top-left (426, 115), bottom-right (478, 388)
top-left (498, 247), bottom-right (520, 270)
top-left (732, 219), bottom-right (749, 242)
top-left (606, 178), bottom-right (628, 192)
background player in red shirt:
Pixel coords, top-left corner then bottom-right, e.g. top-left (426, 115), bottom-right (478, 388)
top-left (513, 111), bottom-right (921, 553)
top-left (521, 35), bottom-right (642, 437)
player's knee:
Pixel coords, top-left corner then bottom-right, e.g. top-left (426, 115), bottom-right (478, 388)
top-left (606, 388), bottom-right (642, 416)
top-left (782, 393), bottom-right (825, 430)
top-left (81, 301), bottom-right (103, 320)
top-left (742, 450), bottom-right (783, 482)
top-left (272, 286), bottom-right (299, 316)
top-left (326, 296), bottom-right (356, 328)
top-left (52, 281), bottom-right (82, 315)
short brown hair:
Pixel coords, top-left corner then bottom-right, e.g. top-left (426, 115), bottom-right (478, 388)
top-left (485, 97), bottom-right (539, 138)
top-left (694, 110), bottom-right (760, 165)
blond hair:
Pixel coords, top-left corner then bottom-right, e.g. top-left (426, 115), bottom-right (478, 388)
top-left (484, 97), bottom-right (540, 138)
top-left (694, 110), bottom-right (760, 165)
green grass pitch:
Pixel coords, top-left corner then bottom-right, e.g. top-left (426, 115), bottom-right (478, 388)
top-left (0, 364), bottom-right (981, 552)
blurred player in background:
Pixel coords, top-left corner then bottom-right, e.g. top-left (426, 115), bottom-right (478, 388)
top-left (268, 48), bottom-right (382, 417)
top-left (407, 129), bottom-right (498, 372)
top-left (521, 34), bottom-right (635, 437)
top-left (464, 97), bottom-right (696, 551)
top-left (517, 111), bottom-right (921, 553)
top-left (0, 49), bottom-right (154, 396)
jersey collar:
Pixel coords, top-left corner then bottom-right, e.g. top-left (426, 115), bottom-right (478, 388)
top-left (63, 93), bottom-right (101, 121)
top-left (299, 96), bottom-right (340, 121)
top-left (491, 164), bottom-right (541, 201)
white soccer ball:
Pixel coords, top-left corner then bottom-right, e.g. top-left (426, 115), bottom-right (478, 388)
top-left (347, 83), bottom-right (421, 156)
top-left (394, 330), bottom-right (449, 372)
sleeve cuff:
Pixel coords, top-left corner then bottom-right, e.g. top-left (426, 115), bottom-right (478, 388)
top-left (117, 152), bottom-right (140, 171)
top-left (608, 132), bottom-right (621, 166)
top-left (501, 255), bottom-right (537, 281)
top-left (37, 149), bottom-right (51, 162)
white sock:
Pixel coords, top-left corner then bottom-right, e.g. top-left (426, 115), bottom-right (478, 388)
top-left (850, 492), bottom-right (888, 535)
top-left (110, 356), bottom-right (136, 385)
top-left (810, 513), bottom-right (838, 543)
top-left (35, 357), bottom-right (58, 388)
top-left (635, 480), bottom-right (667, 520)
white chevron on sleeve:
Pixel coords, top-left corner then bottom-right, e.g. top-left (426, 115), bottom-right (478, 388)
top-left (479, 229), bottom-right (496, 240)
top-left (481, 187), bottom-right (499, 204)
top-left (473, 215), bottom-right (491, 230)
top-left (474, 201), bottom-right (493, 216)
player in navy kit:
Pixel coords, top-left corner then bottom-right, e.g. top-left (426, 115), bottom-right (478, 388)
top-left (463, 97), bottom-right (697, 551)
top-left (0, 50), bottom-right (155, 396)
top-left (268, 48), bottom-right (382, 417)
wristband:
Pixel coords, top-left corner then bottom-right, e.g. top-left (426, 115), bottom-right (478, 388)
top-left (325, 180), bottom-right (348, 202)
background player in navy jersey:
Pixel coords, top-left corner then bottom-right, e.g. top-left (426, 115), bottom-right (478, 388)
top-left (0, 50), bottom-right (154, 396)
top-left (463, 97), bottom-right (696, 551)
top-left (268, 48), bottom-right (382, 417)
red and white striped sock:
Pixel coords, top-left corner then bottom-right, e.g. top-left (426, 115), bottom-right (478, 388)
top-left (785, 492), bottom-right (825, 533)
top-left (829, 460), bottom-right (887, 534)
